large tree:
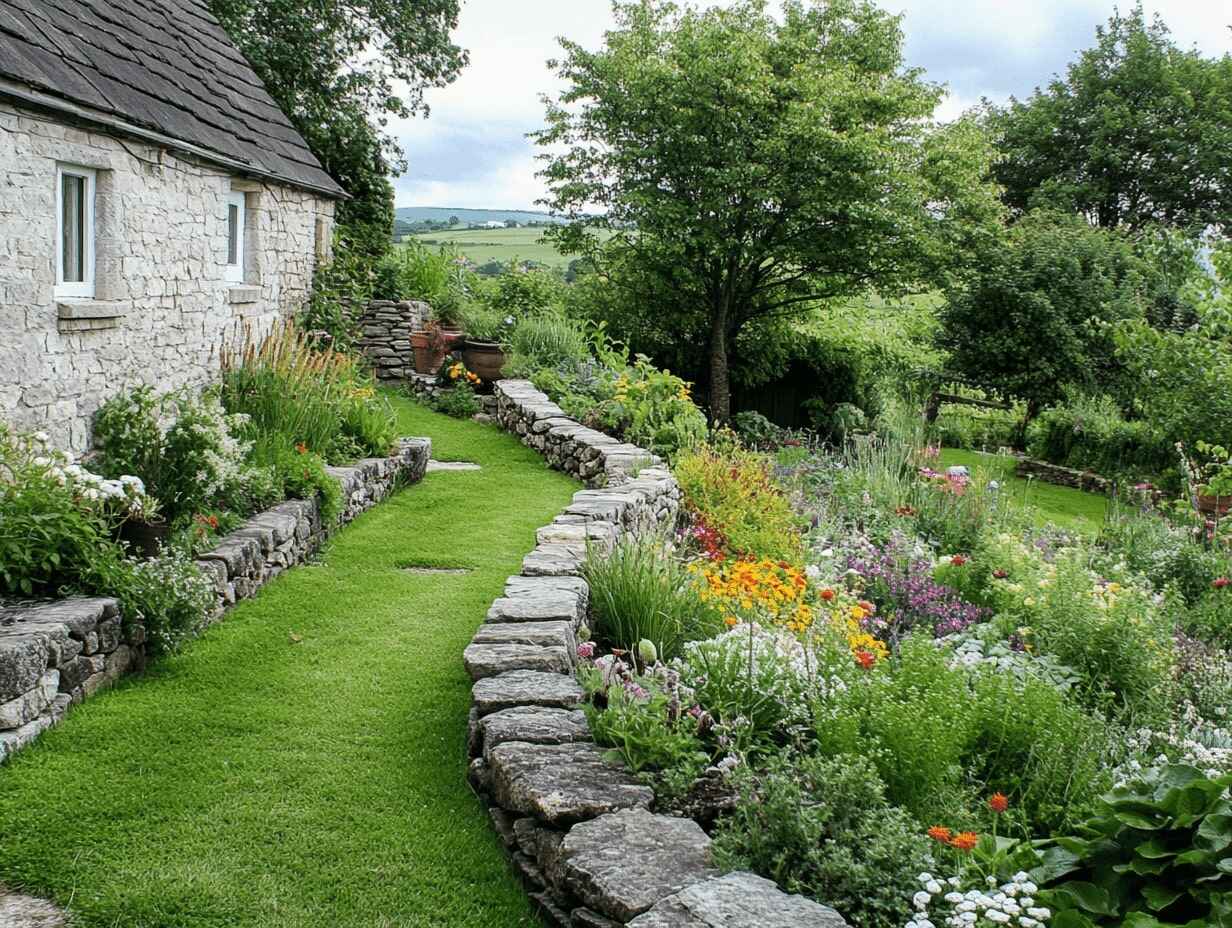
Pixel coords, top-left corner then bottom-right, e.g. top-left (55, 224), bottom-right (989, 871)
top-left (534, 0), bottom-right (1001, 421)
top-left (210, 0), bottom-right (467, 253)
top-left (990, 5), bottom-right (1232, 232)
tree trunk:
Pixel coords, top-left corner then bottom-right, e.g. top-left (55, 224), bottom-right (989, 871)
top-left (708, 308), bottom-right (731, 425)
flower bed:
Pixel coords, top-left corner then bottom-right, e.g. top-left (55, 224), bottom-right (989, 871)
top-left (464, 381), bottom-right (850, 927)
top-left (0, 438), bottom-right (429, 763)
top-left (570, 421), bottom-right (1232, 927)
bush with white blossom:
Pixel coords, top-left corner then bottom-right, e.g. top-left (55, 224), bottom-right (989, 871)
top-left (907, 872), bottom-right (1050, 928)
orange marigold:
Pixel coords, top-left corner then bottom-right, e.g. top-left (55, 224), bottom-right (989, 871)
top-left (949, 831), bottom-right (979, 852)
top-left (927, 826), bottom-right (952, 843)
top-left (855, 649), bottom-right (877, 670)
top-left (988, 792), bottom-right (1009, 813)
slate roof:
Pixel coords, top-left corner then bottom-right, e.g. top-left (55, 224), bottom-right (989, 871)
top-left (0, 0), bottom-right (345, 197)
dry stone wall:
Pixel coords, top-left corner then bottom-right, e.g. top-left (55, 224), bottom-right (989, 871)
top-left (0, 100), bottom-right (335, 452)
top-left (1013, 456), bottom-right (1113, 494)
top-left (0, 438), bottom-right (429, 763)
top-left (465, 381), bottom-right (848, 928)
top-left (352, 299), bottom-right (430, 382)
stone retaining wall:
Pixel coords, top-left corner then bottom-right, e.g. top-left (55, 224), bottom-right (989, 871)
top-left (1013, 456), bottom-right (1112, 494)
top-left (0, 437), bottom-right (430, 763)
top-left (495, 380), bottom-right (659, 488)
top-left (464, 381), bottom-right (847, 927)
top-left (353, 300), bottom-right (430, 382)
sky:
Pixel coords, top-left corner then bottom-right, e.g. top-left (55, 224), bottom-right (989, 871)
top-left (390, 0), bottom-right (1232, 211)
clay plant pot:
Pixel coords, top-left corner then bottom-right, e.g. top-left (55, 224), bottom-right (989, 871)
top-left (410, 329), bottom-right (448, 375)
top-left (117, 518), bottom-right (171, 559)
top-left (462, 340), bottom-right (507, 382)
top-left (437, 325), bottom-right (465, 350)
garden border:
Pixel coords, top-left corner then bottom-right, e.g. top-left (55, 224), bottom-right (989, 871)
top-left (0, 437), bottom-right (430, 763)
top-left (462, 380), bottom-right (848, 927)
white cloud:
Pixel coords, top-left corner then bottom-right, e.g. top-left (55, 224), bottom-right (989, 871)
top-left (392, 0), bottom-right (1232, 209)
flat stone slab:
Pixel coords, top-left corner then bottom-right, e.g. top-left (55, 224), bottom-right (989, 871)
top-left (472, 621), bottom-right (576, 650)
top-left (479, 706), bottom-right (591, 757)
top-left (0, 892), bottom-right (69, 927)
top-left (505, 575), bottom-right (589, 604)
top-left (522, 544), bottom-right (585, 577)
top-left (628, 872), bottom-right (849, 928)
top-left (555, 809), bottom-right (719, 922)
top-left (487, 594), bottom-right (584, 625)
top-left (464, 643), bottom-right (572, 681)
top-left (472, 670), bottom-right (584, 716)
top-left (488, 741), bottom-right (654, 826)
top-left (427, 460), bottom-right (482, 472)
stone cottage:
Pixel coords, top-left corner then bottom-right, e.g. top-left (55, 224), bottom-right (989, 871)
top-left (0, 0), bottom-right (346, 450)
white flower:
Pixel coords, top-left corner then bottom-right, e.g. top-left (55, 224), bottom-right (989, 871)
top-left (926, 880), bottom-right (943, 895)
top-left (918, 873), bottom-right (934, 884)
top-left (805, 564), bottom-right (821, 579)
top-left (1019, 883), bottom-right (1037, 896)
top-left (945, 893), bottom-right (964, 904)
top-left (914, 891), bottom-right (932, 910)
top-left (1026, 908), bottom-right (1050, 920)
top-left (986, 913), bottom-right (1011, 925)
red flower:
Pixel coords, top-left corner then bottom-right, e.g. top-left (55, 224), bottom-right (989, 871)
top-left (820, 588), bottom-right (835, 602)
top-left (951, 555), bottom-right (968, 567)
top-left (1215, 577), bottom-right (1230, 590)
top-left (895, 505), bottom-right (917, 517)
top-left (988, 792), bottom-right (1009, 814)
top-left (855, 650), bottom-right (876, 670)
top-left (993, 568), bottom-right (1009, 579)
top-left (295, 442), bottom-right (308, 455)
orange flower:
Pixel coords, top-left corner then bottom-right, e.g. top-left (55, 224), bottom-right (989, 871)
top-left (988, 792), bottom-right (1009, 814)
top-left (927, 826), bottom-right (952, 844)
top-left (820, 588), bottom-right (835, 601)
top-left (295, 442), bottom-right (308, 454)
top-left (949, 831), bottom-right (979, 852)
top-left (855, 649), bottom-right (876, 670)
top-left (951, 554), bottom-right (968, 567)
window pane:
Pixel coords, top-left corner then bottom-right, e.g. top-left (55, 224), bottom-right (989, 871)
top-left (227, 204), bottom-right (239, 265)
top-left (62, 174), bottom-right (84, 283)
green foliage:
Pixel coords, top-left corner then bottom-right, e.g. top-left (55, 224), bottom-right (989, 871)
top-left (219, 322), bottom-right (396, 465)
top-left (605, 359), bottom-right (707, 459)
top-left (581, 534), bottom-right (722, 660)
top-left (939, 212), bottom-right (1151, 413)
top-left (535, 0), bottom-right (1001, 419)
top-left (93, 386), bottom-right (165, 495)
top-left (298, 233), bottom-right (379, 350)
top-left (455, 303), bottom-right (510, 344)
top-left (712, 752), bottom-right (934, 928)
top-left (731, 411), bottom-right (789, 451)
top-left (502, 314), bottom-right (591, 378)
top-left (373, 242), bottom-right (470, 322)
top-left (1039, 765), bottom-right (1232, 926)
top-left (473, 263), bottom-right (567, 317)
top-left (1027, 395), bottom-right (1172, 486)
top-left (674, 442), bottom-right (804, 562)
top-left (1096, 505), bottom-right (1229, 607)
top-left (430, 383), bottom-right (481, 419)
top-left (990, 7), bottom-right (1232, 231)
top-left (208, 0), bottom-right (466, 250)
top-left (248, 437), bottom-right (343, 524)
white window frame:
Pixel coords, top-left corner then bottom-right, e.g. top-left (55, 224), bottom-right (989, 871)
top-left (55, 165), bottom-right (96, 299)
top-left (225, 191), bottom-right (246, 283)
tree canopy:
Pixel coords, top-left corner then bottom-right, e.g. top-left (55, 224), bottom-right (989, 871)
top-left (209, 0), bottom-right (467, 252)
top-left (989, 5), bottom-right (1232, 232)
top-left (533, 0), bottom-right (1002, 421)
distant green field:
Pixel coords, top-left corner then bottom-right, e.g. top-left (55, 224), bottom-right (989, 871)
top-left (404, 226), bottom-right (612, 270)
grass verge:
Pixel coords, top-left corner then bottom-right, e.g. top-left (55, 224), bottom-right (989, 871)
top-left (0, 396), bottom-right (577, 927)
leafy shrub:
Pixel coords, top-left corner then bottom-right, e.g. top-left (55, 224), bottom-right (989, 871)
top-left (456, 302), bottom-right (511, 343)
top-left (373, 242), bottom-right (470, 322)
top-left (713, 751), bottom-right (933, 928)
top-left (1027, 395), bottom-right (1171, 486)
top-left (502, 313), bottom-right (591, 377)
top-left (732, 411), bottom-right (789, 450)
top-left (219, 321), bottom-right (396, 464)
top-left (248, 437), bottom-right (343, 525)
top-left (582, 534), bottom-right (722, 660)
top-left (603, 359), bottom-right (707, 459)
top-left (674, 443), bottom-right (804, 562)
top-left (473, 263), bottom-right (566, 316)
top-left (431, 382), bottom-right (482, 419)
top-left (1097, 504), bottom-right (1228, 606)
top-left (1039, 764), bottom-right (1232, 926)
top-left (934, 398), bottom-right (1023, 452)
top-left (92, 386), bottom-right (165, 495)
top-left (1180, 583), bottom-right (1232, 650)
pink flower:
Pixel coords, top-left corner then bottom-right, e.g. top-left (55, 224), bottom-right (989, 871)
top-left (1215, 577), bottom-right (1230, 590)
top-left (576, 641), bottom-right (597, 660)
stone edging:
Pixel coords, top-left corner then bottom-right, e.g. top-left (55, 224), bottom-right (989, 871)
top-left (1011, 454), bottom-right (1113, 495)
top-left (0, 437), bottom-right (430, 763)
top-left (464, 380), bottom-right (848, 927)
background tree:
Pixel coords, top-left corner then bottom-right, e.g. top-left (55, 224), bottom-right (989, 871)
top-left (938, 212), bottom-right (1152, 418)
top-left (534, 0), bottom-right (1002, 422)
top-left (989, 5), bottom-right (1232, 232)
top-left (210, 0), bottom-right (467, 253)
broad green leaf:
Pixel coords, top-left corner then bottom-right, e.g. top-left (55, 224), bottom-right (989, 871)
top-left (1141, 884), bottom-right (1184, 911)
top-left (1051, 881), bottom-right (1118, 916)
top-left (1136, 837), bottom-right (1178, 860)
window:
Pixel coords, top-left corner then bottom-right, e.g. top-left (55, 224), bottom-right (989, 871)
top-left (55, 165), bottom-right (95, 299)
top-left (225, 191), bottom-right (246, 283)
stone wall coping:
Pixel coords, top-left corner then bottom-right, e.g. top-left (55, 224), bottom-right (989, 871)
top-left (467, 380), bottom-right (848, 927)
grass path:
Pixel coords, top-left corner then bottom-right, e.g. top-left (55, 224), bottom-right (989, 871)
top-left (938, 448), bottom-right (1108, 533)
top-left (0, 398), bottom-right (578, 927)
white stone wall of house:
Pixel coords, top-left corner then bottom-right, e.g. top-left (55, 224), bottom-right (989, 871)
top-left (0, 100), bottom-right (336, 451)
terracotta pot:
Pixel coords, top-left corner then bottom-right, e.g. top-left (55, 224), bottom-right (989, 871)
top-left (118, 518), bottom-right (171, 559)
top-left (1196, 493), bottom-right (1232, 517)
top-left (462, 340), bottom-right (507, 381)
top-left (410, 330), bottom-right (448, 375)
top-left (438, 325), bottom-right (465, 350)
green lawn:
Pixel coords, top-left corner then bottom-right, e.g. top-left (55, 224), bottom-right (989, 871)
top-left (938, 448), bottom-right (1108, 533)
top-left (0, 397), bottom-right (578, 928)
top-left (406, 226), bottom-right (613, 269)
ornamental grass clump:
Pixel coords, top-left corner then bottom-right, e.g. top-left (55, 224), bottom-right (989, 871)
top-left (582, 533), bottom-right (723, 660)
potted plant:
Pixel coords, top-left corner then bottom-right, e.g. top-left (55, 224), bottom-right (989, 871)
top-left (1192, 441), bottom-right (1232, 516)
top-left (410, 320), bottom-right (451, 375)
top-left (460, 306), bottom-right (513, 381)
